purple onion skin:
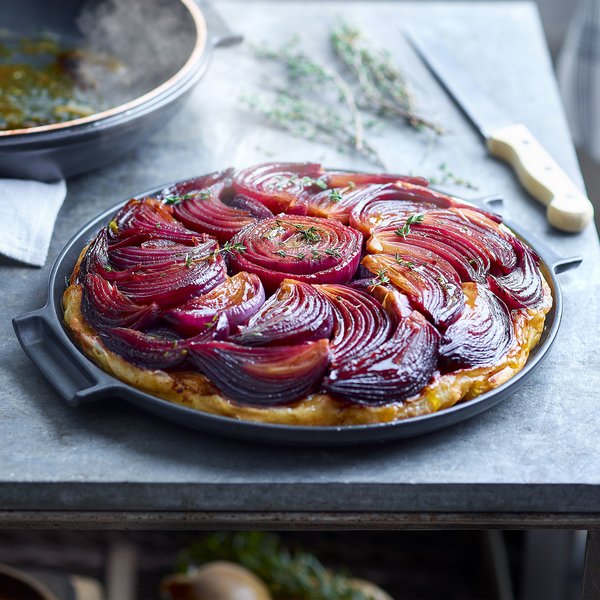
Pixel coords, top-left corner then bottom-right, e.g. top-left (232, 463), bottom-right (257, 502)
top-left (232, 279), bottom-right (333, 346)
top-left (163, 272), bottom-right (265, 336)
top-left (316, 284), bottom-right (393, 366)
top-left (78, 229), bottom-right (111, 280)
top-left (173, 193), bottom-right (273, 243)
top-left (107, 198), bottom-right (201, 248)
top-left (440, 283), bottom-right (514, 370)
top-left (487, 237), bottom-right (545, 309)
top-left (232, 162), bottom-right (324, 214)
top-left (101, 316), bottom-right (229, 370)
top-left (111, 255), bottom-right (227, 309)
top-left (228, 216), bottom-right (363, 292)
top-left (81, 274), bottom-right (160, 331)
top-left (101, 328), bottom-right (189, 370)
top-left (324, 311), bottom-right (440, 406)
top-left (108, 238), bottom-right (217, 272)
top-left (187, 339), bottom-right (330, 406)
top-left (158, 168), bottom-right (234, 200)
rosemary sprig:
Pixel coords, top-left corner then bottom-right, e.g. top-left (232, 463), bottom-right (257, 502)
top-left (395, 212), bottom-right (425, 238)
top-left (325, 247), bottom-right (342, 258)
top-left (176, 532), bottom-right (378, 600)
top-left (256, 44), bottom-right (364, 151)
top-left (331, 23), bottom-right (443, 135)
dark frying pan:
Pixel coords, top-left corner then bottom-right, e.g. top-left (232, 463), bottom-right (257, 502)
top-left (0, 0), bottom-right (241, 180)
top-left (12, 184), bottom-right (581, 446)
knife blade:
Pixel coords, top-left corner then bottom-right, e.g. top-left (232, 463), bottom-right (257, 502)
top-left (407, 31), bottom-right (594, 233)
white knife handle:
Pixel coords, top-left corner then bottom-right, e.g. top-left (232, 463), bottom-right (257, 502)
top-left (486, 123), bottom-right (594, 232)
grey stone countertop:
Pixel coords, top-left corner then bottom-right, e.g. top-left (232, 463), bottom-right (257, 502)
top-left (1, 2), bottom-right (599, 516)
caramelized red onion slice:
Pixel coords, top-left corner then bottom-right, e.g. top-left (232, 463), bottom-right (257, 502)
top-left (316, 284), bottom-right (393, 365)
top-left (324, 311), bottom-right (440, 406)
top-left (325, 171), bottom-right (430, 188)
top-left (487, 237), bottom-right (545, 309)
top-left (440, 283), bottom-right (514, 370)
top-left (233, 279), bottom-right (333, 346)
top-left (367, 226), bottom-right (485, 282)
top-left (232, 162), bottom-right (324, 214)
top-left (348, 183), bottom-right (501, 236)
top-left (100, 328), bottom-right (190, 370)
top-left (81, 274), bottom-right (160, 331)
top-left (376, 209), bottom-right (516, 275)
top-left (163, 272), bottom-right (265, 336)
top-left (228, 216), bottom-right (362, 291)
top-left (363, 253), bottom-right (464, 330)
top-left (112, 255), bottom-right (227, 308)
top-left (173, 193), bottom-right (273, 242)
top-left (187, 339), bottom-right (330, 406)
top-left (107, 198), bottom-right (201, 247)
top-left (158, 168), bottom-right (233, 200)
top-left (304, 183), bottom-right (397, 224)
top-left (348, 183), bottom-right (455, 235)
top-left (108, 238), bottom-right (218, 272)
top-left (79, 229), bottom-right (111, 279)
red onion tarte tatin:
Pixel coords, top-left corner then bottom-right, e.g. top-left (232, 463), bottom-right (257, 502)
top-left (63, 162), bottom-right (552, 425)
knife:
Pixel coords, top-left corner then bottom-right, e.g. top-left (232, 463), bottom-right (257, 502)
top-left (407, 32), bottom-right (594, 233)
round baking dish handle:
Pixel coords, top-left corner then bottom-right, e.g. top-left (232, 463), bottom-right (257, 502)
top-left (12, 306), bottom-right (122, 407)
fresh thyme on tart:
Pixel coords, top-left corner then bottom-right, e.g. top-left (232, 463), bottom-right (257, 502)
top-left (62, 162), bottom-right (552, 426)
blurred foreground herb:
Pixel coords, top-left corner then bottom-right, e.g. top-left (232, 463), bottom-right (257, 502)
top-left (176, 531), bottom-right (377, 600)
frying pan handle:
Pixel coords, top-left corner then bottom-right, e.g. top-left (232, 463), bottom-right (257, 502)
top-left (201, 1), bottom-right (244, 48)
top-left (13, 307), bottom-right (120, 407)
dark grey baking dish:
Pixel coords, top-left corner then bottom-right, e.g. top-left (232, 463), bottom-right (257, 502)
top-left (13, 187), bottom-right (581, 446)
top-left (0, 0), bottom-right (242, 180)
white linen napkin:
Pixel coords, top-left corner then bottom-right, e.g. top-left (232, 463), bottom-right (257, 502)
top-left (0, 178), bottom-right (67, 267)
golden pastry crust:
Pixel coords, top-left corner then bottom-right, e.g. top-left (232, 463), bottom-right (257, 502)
top-left (62, 268), bottom-right (552, 426)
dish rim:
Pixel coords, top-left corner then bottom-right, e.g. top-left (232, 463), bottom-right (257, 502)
top-left (26, 176), bottom-right (575, 443)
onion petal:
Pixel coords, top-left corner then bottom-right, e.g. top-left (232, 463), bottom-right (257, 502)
top-left (187, 339), bottom-right (330, 405)
top-left (163, 272), bottom-right (265, 336)
top-left (440, 283), bottom-right (514, 370)
top-left (324, 311), bottom-right (439, 405)
top-left (233, 279), bottom-right (333, 346)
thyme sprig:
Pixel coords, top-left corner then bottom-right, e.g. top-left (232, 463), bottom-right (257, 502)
top-left (428, 162), bottom-right (479, 190)
top-left (395, 212), bottom-right (425, 238)
top-left (163, 193), bottom-right (194, 205)
top-left (329, 188), bottom-right (344, 203)
top-left (183, 242), bottom-right (246, 269)
top-left (276, 219), bottom-right (322, 244)
top-left (331, 23), bottom-right (443, 135)
top-left (372, 269), bottom-right (390, 285)
top-left (176, 531), bottom-right (378, 600)
top-left (256, 44), bottom-right (364, 152)
top-left (273, 174), bottom-right (328, 191)
top-left (242, 92), bottom-right (386, 168)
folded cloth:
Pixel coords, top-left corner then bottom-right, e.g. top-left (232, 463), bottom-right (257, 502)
top-left (0, 178), bottom-right (67, 267)
top-left (558, 0), bottom-right (600, 162)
